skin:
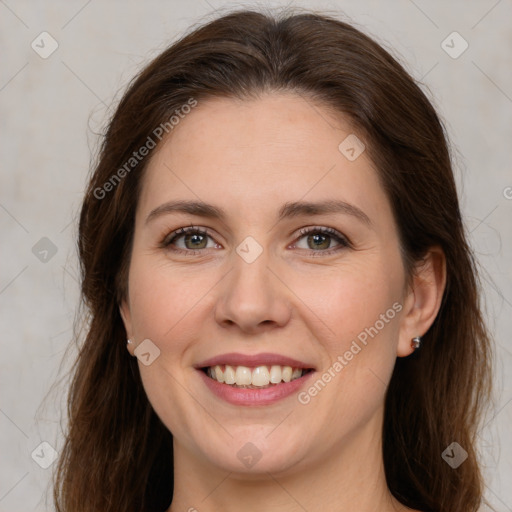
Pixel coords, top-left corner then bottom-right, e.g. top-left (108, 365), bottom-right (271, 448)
top-left (120, 92), bottom-right (446, 512)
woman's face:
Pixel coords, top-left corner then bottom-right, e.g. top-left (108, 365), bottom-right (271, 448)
top-left (121, 92), bottom-right (417, 476)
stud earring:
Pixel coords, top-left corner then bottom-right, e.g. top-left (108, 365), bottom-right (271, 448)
top-left (411, 336), bottom-right (421, 350)
top-left (127, 339), bottom-right (133, 345)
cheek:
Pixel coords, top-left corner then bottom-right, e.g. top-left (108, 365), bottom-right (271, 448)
top-left (291, 254), bottom-right (404, 348)
top-left (126, 257), bottom-right (212, 436)
top-left (291, 255), bottom-right (403, 419)
top-left (127, 255), bottom-right (211, 341)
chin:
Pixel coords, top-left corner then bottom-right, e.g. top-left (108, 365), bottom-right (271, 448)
top-left (199, 431), bottom-right (309, 476)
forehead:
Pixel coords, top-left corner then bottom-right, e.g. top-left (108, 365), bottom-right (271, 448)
top-left (138, 92), bottom-right (388, 225)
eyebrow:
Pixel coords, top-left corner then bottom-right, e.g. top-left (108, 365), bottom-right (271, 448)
top-left (145, 199), bottom-right (372, 227)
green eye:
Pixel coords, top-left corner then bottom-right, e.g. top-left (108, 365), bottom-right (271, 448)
top-left (161, 225), bottom-right (351, 256)
top-left (294, 227), bottom-right (351, 255)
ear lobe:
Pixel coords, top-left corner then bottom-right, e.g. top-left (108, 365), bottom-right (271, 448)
top-left (397, 247), bottom-right (447, 357)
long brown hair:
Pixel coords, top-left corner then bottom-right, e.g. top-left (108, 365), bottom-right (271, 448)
top-left (53, 7), bottom-right (493, 512)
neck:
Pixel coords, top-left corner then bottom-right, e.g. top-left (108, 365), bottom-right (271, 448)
top-left (168, 407), bottom-right (412, 512)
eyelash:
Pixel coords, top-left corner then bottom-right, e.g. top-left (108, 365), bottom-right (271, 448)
top-left (160, 225), bottom-right (351, 257)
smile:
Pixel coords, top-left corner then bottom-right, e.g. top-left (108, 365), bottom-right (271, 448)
top-left (204, 364), bottom-right (312, 388)
top-left (195, 353), bottom-right (316, 406)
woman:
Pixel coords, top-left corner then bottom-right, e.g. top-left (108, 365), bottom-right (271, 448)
top-left (54, 8), bottom-right (493, 512)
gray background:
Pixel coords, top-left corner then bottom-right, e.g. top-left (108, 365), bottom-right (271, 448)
top-left (0, 0), bottom-right (511, 510)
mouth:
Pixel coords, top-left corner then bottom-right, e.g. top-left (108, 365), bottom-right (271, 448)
top-left (195, 353), bottom-right (316, 406)
top-left (201, 364), bottom-right (314, 389)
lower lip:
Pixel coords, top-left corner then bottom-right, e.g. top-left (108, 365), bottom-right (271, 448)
top-left (197, 369), bottom-right (315, 406)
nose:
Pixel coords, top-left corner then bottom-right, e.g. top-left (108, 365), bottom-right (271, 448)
top-left (214, 247), bottom-right (292, 334)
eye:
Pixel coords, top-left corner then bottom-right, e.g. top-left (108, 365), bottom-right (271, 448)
top-left (161, 226), bottom-right (219, 255)
top-left (160, 225), bottom-right (351, 256)
top-left (293, 226), bottom-right (351, 255)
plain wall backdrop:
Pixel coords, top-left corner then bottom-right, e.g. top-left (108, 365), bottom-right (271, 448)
top-left (1, 0), bottom-right (511, 510)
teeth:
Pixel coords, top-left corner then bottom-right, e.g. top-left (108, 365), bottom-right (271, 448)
top-left (224, 365), bottom-right (236, 385)
top-left (269, 365), bottom-right (282, 384)
top-left (214, 365), bottom-right (224, 383)
top-left (252, 366), bottom-right (270, 386)
top-left (206, 364), bottom-right (308, 387)
top-left (291, 368), bottom-right (302, 380)
top-left (282, 366), bottom-right (293, 383)
top-left (235, 366), bottom-right (252, 385)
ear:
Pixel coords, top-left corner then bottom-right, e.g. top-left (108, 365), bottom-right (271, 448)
top-left (397, 247), bottom-right (447, 357)
top-left (119, 299), bottom-right (135, 356)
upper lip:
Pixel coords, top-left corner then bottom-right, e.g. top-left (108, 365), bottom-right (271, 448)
top-left (196, 352), bottom-right (315, 370)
